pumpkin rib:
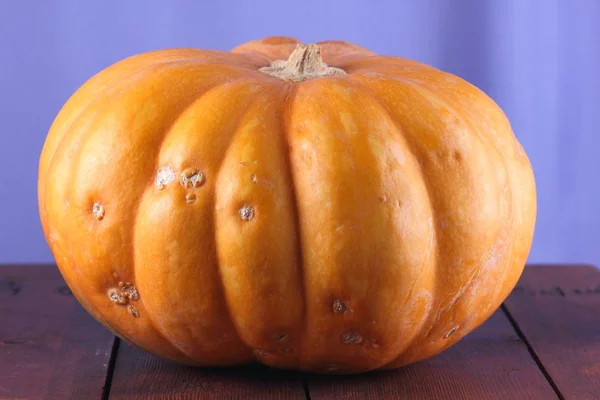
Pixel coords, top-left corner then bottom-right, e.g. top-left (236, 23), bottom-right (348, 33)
top-left (276, 82), bottom-right (311, 366)
top-left (394, 71), bottom-right (522, 335)
top-left (40, 59), bottom-right (189, 309)
top-left (87, 64), bottom-right (244, 364)
top-left (402, 84), bottom-right (505, 365)
top-left (352, 72), bottom-right (510, 368)
top-left (347, 77), bottom-right (441, 369)
top-left (212, 81), bottom-right (310, 366)
top-left (393, 77), bottom-right (504, 329)
top-left (133, 78), bottom-right (263, 365)
top-left (211, 82), bottom-right (274, 359)
top-left (283, 76), bottom-right (436, 372)
top-left (407, 71), bottom-right (533, 316)
top-left (416, 77), bottom-right (519, 324)
top-left (60, 62), bottom-right (256, 364)
top-left (279, 82), bottom-right (311, 367)
top-left (39, 56), bottom-right (190, 238)
top-left (336, 76), bottom-right (446, 370)
top-left (38, 55), bottom-right (245, 239)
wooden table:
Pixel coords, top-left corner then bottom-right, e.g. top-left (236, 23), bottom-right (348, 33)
top-left (1, 264), bottom-right (599, 400)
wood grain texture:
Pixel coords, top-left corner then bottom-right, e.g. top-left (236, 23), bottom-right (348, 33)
top-left (4, 264), bottom-right (600, 400)
top-left (0, 265), bottom-right (115, 400)
top-left (108, 341), bottom-right (306, 400)
top-left (306, 310), bottom-right (558, 400)
top-left (504, 265), bottom-right (600, 400)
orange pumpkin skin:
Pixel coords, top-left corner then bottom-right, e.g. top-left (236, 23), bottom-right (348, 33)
top-left (38, 36), bottom-right (536, 374)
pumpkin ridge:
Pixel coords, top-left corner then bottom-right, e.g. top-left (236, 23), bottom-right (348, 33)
top-left (415, 76), bottom-right (518, 318)
top-left (108, 66), bottom-right (248, 364)
top-left (347, 77), bottom-right (440, 368)
top-left (279, 82), bottom-right (309, 366)
top-left (131, 79), bottom-right (258, 362)
top-left (39, 57), bottom-right (195, 240)
top-left (46, 61), bottom-right (235, 364)
top-left (387, 73), bottom-right (515, 337)
top-left (403, 71), bottom-right (524, 318)
top-left (211, 84), bottom-right (268, 357)
top-left (359, 73), bottom-right (511, 367)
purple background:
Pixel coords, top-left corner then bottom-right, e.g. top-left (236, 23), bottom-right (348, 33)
top-left (1, 0), bottom-right (599, 265)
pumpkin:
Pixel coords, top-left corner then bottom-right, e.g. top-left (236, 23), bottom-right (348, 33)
top-left (38, 36), bottom-right (536, 374)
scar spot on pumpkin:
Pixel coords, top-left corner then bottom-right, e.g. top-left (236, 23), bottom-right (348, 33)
top-left (180, 168), bottom-right (205, 188)
top-left (108, 276), bottom-right (140, 309)
top-left (452, 151), bottom-right (463, 162)
top-left (444, 326), bottom-right (458, 339)
top-left (92, 202), bottom-right (105, 220)
top-left (108, 288), bottom-right (128, 305)
top-left (327, 364), bottom-right (340, 371)
top-left (239, 205), bottom-right (255, 221)
top-left (275, 333), bottom-right (289, 342)
top-left (128, 305), bottom-right (140, 318)
top-left (125, 286), bottom-right (139, 301)
top-left (250, 174), bottom-right (257, 183)
top-left (155, 166), bottom-right (175, 190)
top-left (253, 349), bottom-right (267, 357)
top-left (185, 193), bottom-right (197, 204)
top-left (333, 299), bottom-right (352, 314)
top-left (340, 331), bottom-right (363, 344)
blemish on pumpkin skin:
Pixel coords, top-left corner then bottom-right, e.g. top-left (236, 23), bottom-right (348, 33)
top-left (444, 326), bottom-right (459, 339)
top-left (180, 168), bottom-right (205, 188)
top-left (107, 288), bottom-right (128, 305)
top-left (327, 364), bottom-right (340, 371)
top-left (332, 299), bottom-right (352, 314)
top-left (239, 205), bottom-right (255, 221)
top-left (108, 276), bottom-right (140, 308)
top-left (128, 305), bottom-right (140, 318)
top-left (275, 333), bottom-right (289, 342)
top-left (155, 166), bottom-right (175, 190)
top-left (185, 193), bottom-right (197, 204)
top-left (250, 174), bottom-right (257, 183)
top-left (253, 349), bottom-right (267, 357)
top-left (92, 202), bottom-right (105, 220)
top-left (125, 286), bottom-right (139, 301)
top-left (340, 332), bottom-right (363, 344)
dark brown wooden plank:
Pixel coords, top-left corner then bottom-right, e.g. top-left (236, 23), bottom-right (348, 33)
top-left (504, 265), bottom-right (600, 400)
top-left (108, 341), bottom-right (306, 399)
top-left (0, 265), bottom-right (116, 400)
top-left (307, 309), bottom-right (558, 400)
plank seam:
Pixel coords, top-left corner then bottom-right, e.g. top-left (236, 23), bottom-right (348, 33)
top-left (101, 337), bottom-right (121, 400)
top-left (302, 374), bottom-right (312, 400)
top-left (501, 303), bottom-right (565, 400)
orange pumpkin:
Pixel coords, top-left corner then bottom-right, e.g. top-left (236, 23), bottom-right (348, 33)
top-left (38, 36), bottom-right (536, 374)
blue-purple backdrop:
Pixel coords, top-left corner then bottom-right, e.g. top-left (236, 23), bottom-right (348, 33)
top-left (1, 0), bottom-right (599, 265)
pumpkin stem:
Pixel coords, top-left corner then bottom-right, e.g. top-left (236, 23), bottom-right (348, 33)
top-left (259, 44), bottom-right (346, 82)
